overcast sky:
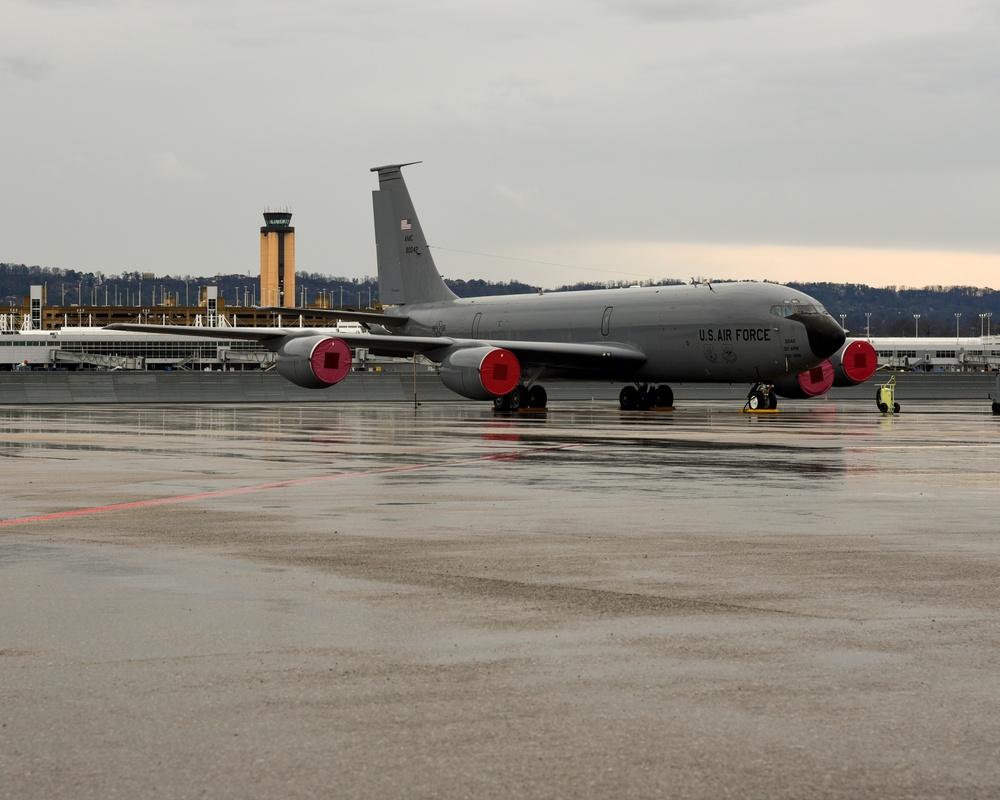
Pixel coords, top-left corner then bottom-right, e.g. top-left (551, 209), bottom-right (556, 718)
top-left (3, 0), bottom-right (1000, 291)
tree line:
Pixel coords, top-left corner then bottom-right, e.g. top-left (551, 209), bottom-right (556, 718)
top-left (2, 263), bottom-right (998, 337)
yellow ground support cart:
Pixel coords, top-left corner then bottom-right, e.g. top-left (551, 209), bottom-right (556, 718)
top-left (875, 375), bottom-right (900, 414)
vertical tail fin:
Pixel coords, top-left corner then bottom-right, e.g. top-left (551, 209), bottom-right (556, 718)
top-left (371, 162), bottom-right (457, 307)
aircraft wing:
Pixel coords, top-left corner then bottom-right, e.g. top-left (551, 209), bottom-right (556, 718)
top-left (355, 334), bottom-right (646, 372)
top-left (480, 339), bottom-right (646, 373)
top-left (103, 323), bottom-right (448, 355)
top-left (104, 324), bottom-right (646, 372)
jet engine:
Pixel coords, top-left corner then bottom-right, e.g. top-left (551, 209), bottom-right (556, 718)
top-left (274, 336), bottom-right (353, 389)
top-left (773, 338), bottom-right (877, 399)
top-left (772, 359), bottom-right (835, 399)
top-left (831, 338), bottom-right (878, 387)
top-left (439, 346), bottom-right (520, 400)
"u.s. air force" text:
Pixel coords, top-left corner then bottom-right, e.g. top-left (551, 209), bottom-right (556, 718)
top-left (698, 328), bottom-right (771, 342)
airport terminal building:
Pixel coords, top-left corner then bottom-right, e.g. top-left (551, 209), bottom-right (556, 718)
top-left (871, 337), bottom-right (1000, 372)
top-left (1, 284), bottom-right (371, 372)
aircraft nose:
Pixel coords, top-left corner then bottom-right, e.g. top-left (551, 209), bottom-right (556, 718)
top-left (792, 313), bottom-right (846, 360)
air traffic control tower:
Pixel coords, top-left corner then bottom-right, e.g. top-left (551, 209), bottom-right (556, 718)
top-left (260, 209), bottom-right (295, 307)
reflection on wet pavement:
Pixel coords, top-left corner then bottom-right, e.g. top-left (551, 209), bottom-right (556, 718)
top-left (2, 400), bottom-right (999, 799)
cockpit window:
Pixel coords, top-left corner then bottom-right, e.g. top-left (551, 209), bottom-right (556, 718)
top-left (770, 301), bottom-right (827, 317)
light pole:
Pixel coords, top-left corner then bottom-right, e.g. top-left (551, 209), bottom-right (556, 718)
top-left (840, 314), bottom-right (846, 330)
top-left (955, 312), bottom-right (962, 340)
top-left (913, 314), bottom-right (920, 337)
top-left (981, 313), bottom-right (987, 337)
top-left (987, 312), bottom-right (993, 337)
top-left (865, 312), bottom-right (872, 338)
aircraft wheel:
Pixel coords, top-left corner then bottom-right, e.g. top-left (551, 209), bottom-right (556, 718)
top-left (747, 390), bottom-right (766, 410)
top-left (493, 393), bottom-right (511, 412)
top-left (619, 385), bottom-right (638, 410)
top-left (767, 392), bottom-right (778, 410)
top-left (653, 385), bottom-right (673, 407)
top-left (637, 386), bottom-right (652, 410)
top-left (509, 385), bottom-right (527, 410)
top-left (527, 384), bottom-right (547, 409)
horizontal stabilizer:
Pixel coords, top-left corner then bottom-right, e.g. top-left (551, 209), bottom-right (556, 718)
top-left (104, 323), bottom-right (288, 343)
top-left (258, 306), bottom-right (408, 327)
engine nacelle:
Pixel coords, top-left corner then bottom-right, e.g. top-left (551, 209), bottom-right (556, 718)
top-left (773, 338), bottom-right (878, 399)
top-left (439, 346), bottom-right (520, 400)
top-left (275, 336), bottom-right (352, 389)
top-left (772, 359), bottom-right (835, 399)
top-left (832, 338), bottom-right (877, 387)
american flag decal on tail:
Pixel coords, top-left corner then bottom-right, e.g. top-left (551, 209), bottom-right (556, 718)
top-left (400, 219), bottom-right (412, 230)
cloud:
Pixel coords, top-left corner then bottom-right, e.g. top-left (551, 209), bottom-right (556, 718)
top-left (0, 56), bottom-right (52, 81)
top-left (610, 0), bottom-right (801, 23)
top-left (150, 152), bottom-right (205, 183)
top-left (494, 183), bottom-right (585, 235)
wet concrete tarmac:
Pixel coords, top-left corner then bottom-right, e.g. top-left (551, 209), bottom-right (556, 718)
top-left (2, 398), bottom-right (999, 799)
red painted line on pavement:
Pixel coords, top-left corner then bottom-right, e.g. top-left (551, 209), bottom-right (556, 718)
top-left (0, 443), bottom-right (581, 527)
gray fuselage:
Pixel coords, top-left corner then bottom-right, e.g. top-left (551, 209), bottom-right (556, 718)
top-left (384, 281), bottom-right (838, 384)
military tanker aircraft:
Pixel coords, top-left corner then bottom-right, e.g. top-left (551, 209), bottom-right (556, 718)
top-left (108, 163), bottom-right (876, 410)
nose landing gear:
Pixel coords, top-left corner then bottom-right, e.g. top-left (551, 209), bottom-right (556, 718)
top-left (744, 383), bottom-right (778, 412)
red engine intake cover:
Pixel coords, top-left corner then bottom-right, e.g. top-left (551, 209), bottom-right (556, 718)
top-left (793, 359), bottom-right (835, 397)
top-left (837, 339), bottom-right (877, 385)
top-left (479, 348), bottom-right (519, 396)
top-left (310, 338), bottom-right (352, 386)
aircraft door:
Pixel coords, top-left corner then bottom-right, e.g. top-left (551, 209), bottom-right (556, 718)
top-left (472, 312), bottom-right (482, 338)
top-left (601, 306), bottom-right (613, 337)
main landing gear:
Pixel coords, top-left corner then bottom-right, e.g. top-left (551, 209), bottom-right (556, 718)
top-left (618, 384), bottom-right (674, 411)
top-left (493, 383), bottom-right (548, 412)
top-left (744, 383), bottom-right (778, 411)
